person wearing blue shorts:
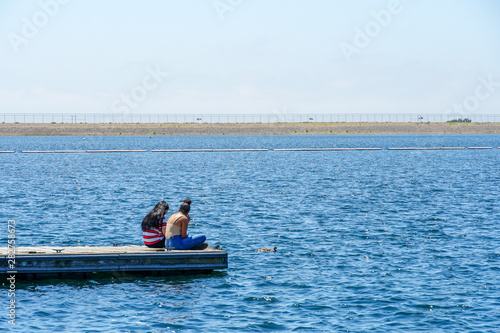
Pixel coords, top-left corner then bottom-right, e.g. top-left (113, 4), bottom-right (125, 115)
top-left (163, 199), bottom-right (206, 250)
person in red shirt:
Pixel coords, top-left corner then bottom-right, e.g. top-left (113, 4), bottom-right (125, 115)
top-left (141, 201), bottom-right (169, 248)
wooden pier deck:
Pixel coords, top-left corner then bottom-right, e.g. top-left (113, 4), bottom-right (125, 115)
top-left (0, 246), bottom-right (228, 280)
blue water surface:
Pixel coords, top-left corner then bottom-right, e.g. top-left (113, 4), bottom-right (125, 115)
top-left (0, 134), bottom-right (499, 332)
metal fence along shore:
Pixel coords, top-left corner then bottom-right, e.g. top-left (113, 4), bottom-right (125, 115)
top-left (1, 113), bottom-right (499, 124)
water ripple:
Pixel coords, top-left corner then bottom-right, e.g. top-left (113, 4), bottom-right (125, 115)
top-left (0, 135), bottom-right (499, 332)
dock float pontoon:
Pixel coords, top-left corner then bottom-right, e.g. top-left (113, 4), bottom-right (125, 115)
top-left (1, 246), bottom-right (228, 280)
top-left (273, 148), bottom-right (383, 151)
top-left (84, 150), bottom-right (147, 153)
top-left (21, 150), bottom-right (147, 153)
top-left (152, 149), bottom-right (268, 152)
top-left (387, 147), bottom-right (466, 150)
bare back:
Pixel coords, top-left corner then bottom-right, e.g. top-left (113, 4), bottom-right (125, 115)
top-left (163, 212), bottom-right (188, 238)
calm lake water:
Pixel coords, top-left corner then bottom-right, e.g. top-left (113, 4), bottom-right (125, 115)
top-left (1, 135), bottom-right (499, 332)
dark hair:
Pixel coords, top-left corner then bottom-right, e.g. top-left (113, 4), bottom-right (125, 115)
top-left (179, 202), bottom-right (190, 214)
top-left (141, 201), bottom-right (169, 230)
top-left (183, 199), bottom-right (192, 205)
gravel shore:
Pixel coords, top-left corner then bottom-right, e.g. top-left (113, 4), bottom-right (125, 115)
top-left (1, 122), bottom-right (499, 136)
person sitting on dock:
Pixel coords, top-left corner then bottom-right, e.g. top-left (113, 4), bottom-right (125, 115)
top-left (141, 201), bottom-right (169, 248)
top-left (163, 199), bottom-right (206, 250)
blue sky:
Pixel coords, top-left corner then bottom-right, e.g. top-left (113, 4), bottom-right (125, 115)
top-left (1, 0), bottom-right (499, 115)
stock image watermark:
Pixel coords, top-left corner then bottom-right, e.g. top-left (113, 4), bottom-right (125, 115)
top-left (339, 0), bottom-right (406, 62)
top-left (213, 0), bottom-right (244, 21)
top-left (7, 0), bottom-right (71, 54)
top-left (111, 65), bottom-right (169, 113)
top-left (447, 74), bottom-right (499, 115)
top-left (271, 106), bottom-right (289, 123)
top-left (6, 219), bottom-right (17, 326)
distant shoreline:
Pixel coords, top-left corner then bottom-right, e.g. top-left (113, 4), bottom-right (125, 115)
top-left (0, 122), bottom-right (499, 136)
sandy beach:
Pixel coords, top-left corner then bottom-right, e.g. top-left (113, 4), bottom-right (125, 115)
top-left (0, 122), bottom-right (499, 136)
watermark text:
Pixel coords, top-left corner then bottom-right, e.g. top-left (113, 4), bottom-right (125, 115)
top-left (7, 219), bottom-right (17, 325)
top-left (213, 0), bottom-right (244, 21)
top-left (111, 65), bottom-right (168, 113)
top-left (447, 74), bottom-right (499, 115)
top-left (7, 0), bottom-right (71, 54)
top-left (340, 0), bottom-right (404, 62)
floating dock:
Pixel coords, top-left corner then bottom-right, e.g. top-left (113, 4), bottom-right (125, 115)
top-left (0, 246), bottom-right (228, 280)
